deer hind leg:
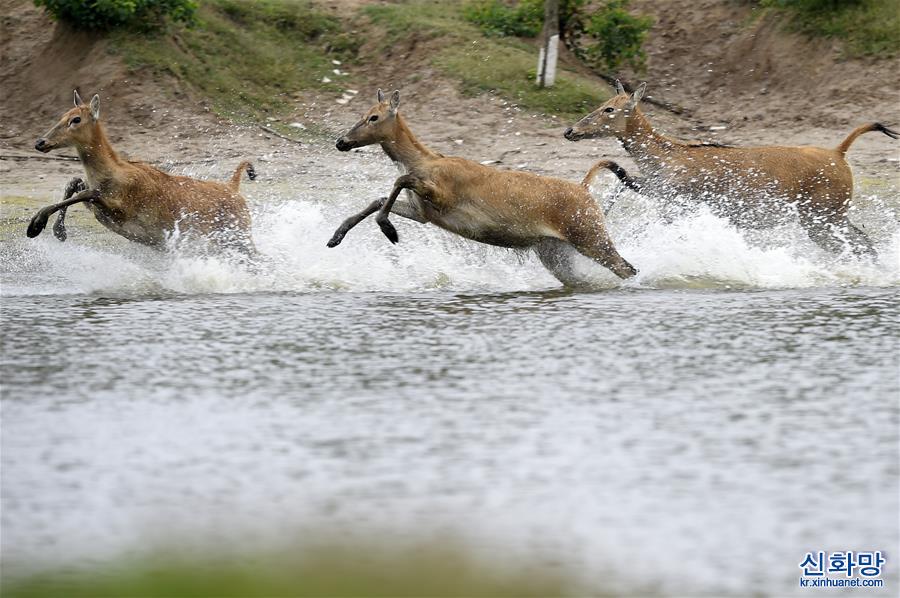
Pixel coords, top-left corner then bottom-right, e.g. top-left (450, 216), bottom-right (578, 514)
top-left (565, 220), bottom-right (637, 280)
top-left (798, 204), bottom-right (875, 257)
top-left (52, 178), bottom-right (87, 242)
top-left (573, 236), bottom-right (638, 280)
top-left (845, 222), bottom-right (876, 257)
top-left (533, 238), bottom-right (584, 287)
top-left (228, 229), bottom-right (258, 261)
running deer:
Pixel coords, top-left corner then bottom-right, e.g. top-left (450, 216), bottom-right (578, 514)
top-left (327, 89), bottom-right (637, 283)
top-left (564, 81), bottom-right (898, 255)
top-left (29, 91), bottom-right (257, 255)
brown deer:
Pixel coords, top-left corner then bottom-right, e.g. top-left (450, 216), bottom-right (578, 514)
top-left (564, 81), bottom-right (898, 255)
top-left (327, 89), bottom-right (637, 283)
top-left (28, 91), bottom-right (256, 255)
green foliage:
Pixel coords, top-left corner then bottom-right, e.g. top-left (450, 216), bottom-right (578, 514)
top-left (755, 0), bottom-right (900, 56)
top-left (576, 0), bottom-right (654, 72)
top-left (215, 0), bottom-right (338, 38)
top-left (33, 0), bottom-right (197, 31)
top-left (463, 0), bottom-right (589, 38)
top-left (462, 0), bottom-right (544, 37)
top-left (463, 0), bottom-right (653, 73)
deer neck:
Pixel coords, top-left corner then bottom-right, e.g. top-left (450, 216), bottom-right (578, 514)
top-left (618, 108), bottom-right (671, 170)
top-left (76, 123), bottom-right (125, 187)
top-left (380, 114), bottom-right (437, 175)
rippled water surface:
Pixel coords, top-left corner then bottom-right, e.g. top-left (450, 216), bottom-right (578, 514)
top-left (2, 150), bottom-right (899, 595)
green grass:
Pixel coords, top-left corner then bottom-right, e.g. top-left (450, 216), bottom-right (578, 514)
top-left (363, 0), bottom-right (611, 118)
top-left (2, 541), bottom-right (579, 598)
top-left (111, 0), bottom-right (358, 124)
top-left (108, 0), bottom-right (609, 125)
top-left (757, 0), bottom-right (900, 56)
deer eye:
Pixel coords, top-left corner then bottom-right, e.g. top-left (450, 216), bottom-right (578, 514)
top-left (368, 115), bottom-right (379, 123)
top-left (603, 107), bottom-right (615, 113)
top-left (70, 116), bottom-right (81, 125)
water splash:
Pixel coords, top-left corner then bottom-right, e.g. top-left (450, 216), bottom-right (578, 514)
top-left (3, 169), bottom-right (898, 297)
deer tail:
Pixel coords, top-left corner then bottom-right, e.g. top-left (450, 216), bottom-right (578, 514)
top-left (582, 159), bottom-right (641, 192)
top-left (836, 123), bottom-right (899, 156)
top-left (229, 160), bottom-right (257, 190)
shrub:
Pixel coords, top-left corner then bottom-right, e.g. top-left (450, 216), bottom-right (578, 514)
top-left (216, 0), bottom-right (337, 38)
top-left (755, 0), bottom-right (899, 56)
top-left (462, 0), bottom-right (544, 37)
top-left (574, 0), bottom-right (654, 72)
top-left (34, 0), bottom-right (197, 31)
top-left (463, 0), bottom-right (653, 72)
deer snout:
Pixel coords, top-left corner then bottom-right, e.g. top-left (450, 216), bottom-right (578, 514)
top-left (335, 137), bottom-right (352, 152)
top-left (35, 138), bottom-right (51, 153)
top-left (563, 127), bottom-right (580, 141)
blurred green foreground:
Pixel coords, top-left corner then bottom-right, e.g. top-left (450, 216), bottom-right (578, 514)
top-left (2, 539), bottom-right (608, 598)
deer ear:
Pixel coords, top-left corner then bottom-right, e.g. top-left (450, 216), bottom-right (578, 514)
top-left (628, 82), bottom-right (647, 108)
top-left (389, 90), bottom-right (400, 114)
top-left (377, 88), bottom-right (385, 103)
top-left (74, 90), bottom-right (84, 107)
top-left (89, 94), bottom-right (101, 120)
top-left (615, 79), bottom-right (625, 95)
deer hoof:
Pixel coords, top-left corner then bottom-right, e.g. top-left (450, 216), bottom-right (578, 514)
top-left (27, 210), bottom-right (50, 238)
top-left (53, 220), bottom-right (67, 242)
top-left (64, 178), bottom-right (85, 198)
top-left (326, 230), bottom-right (345, 248)
top-left (378, 218), bottom-right (399, 244)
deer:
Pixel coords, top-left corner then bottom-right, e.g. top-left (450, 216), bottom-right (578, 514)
top-left (326, 89), bottom-right (637, 284)
top-left (564, 80), bottom-right (899, 255)
top-left (28, 91), bottom-right (257, 256)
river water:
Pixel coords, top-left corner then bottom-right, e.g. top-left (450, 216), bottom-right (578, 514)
top-left (2, 147), bottom-right (899, 595)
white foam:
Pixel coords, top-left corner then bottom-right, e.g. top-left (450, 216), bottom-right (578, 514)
top-left (4, 175), bottom-right (898, 297)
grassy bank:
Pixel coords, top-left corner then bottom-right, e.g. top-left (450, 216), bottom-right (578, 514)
top-left (110, 0), bottom-right (610, 125)
top-left (756, 0), bottom-right (900, 56)
top-left (363, 0), bottom-right (611, 118)
top-left (110, 0), bottom-right (358, 124)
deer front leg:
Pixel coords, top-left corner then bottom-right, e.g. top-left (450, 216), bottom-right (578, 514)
top-left (327, 197), bottom-right (387, 248)
top-left (52, 177), bottom-right (87, 242)
top-left (375, 174), bottom-right (427, 244)
top-left (27, 188), bottom-right (100, 239)
top-left (327, 183), bottom-right (427, 248)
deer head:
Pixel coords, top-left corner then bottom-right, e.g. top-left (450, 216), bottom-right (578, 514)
top-left (335, 88), bottom-right (401, 151)
top-left (564, 81), bottom-right (646, 142)
top-left (35, 91), bottom-right (103, 153)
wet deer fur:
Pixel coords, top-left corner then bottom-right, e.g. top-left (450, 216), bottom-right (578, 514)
top-left (328, 89), bottom-right (637, 282)
top-left (29, 91), bottom-right (256, 254)
top-left (565, 81), bottom-right (898, 254)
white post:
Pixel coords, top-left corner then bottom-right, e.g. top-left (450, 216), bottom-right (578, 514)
top-left (537, 0), bottom-right (559, 88)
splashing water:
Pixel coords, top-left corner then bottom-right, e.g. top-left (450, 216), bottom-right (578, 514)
top-left (3, 155), bottom-right (897, 298)
top-left (3, 146), bottom-right (898, 596)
